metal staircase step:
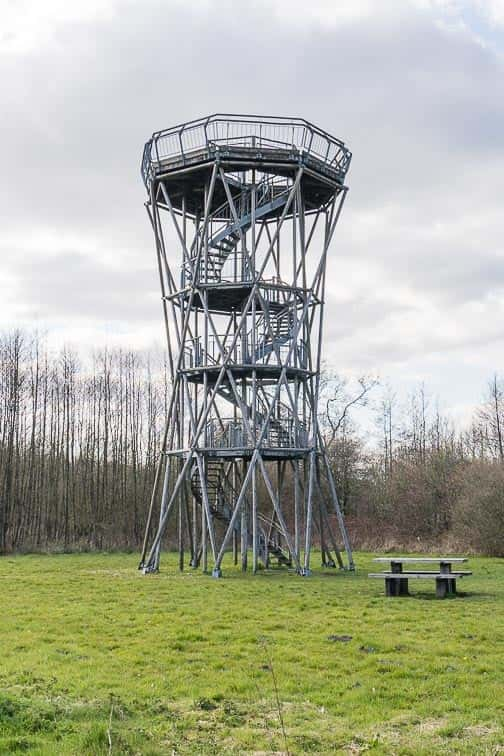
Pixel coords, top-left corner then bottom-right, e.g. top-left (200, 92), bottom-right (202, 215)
top-left (191, 457), bottom-right (290, 566)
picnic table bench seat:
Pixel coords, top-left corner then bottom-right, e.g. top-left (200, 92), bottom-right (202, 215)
top-left (368, 557), bottom-right (472, 598)
top-left (369, 571), bottom-right (472, 577)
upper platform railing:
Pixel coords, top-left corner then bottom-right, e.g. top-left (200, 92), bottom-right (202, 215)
top-left (141, 114), bottom-right (352, 189)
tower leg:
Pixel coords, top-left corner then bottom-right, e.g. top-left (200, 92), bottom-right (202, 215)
top-left (294, 459), bottom-right (301, 558)
top-left (302, 451), bottom-right (316, 576)
top-left (191, 488), bottom-right (198, 568)
top-left (322, 449), bottom-right (354, 570)
top-left (315, 461), bottom-right (342, 568)
top-left (201, 497), bottom-right (207, 573)
top-left (178, 497), bottom-right (184, 572)
top-left (241, 497), bottom-right (248, 573)
top-left (150, 454), bottom-right (171, 573)
top-left (252, 461), bottom-right (258, 574)
top-left (233, 530), bottom-right (238, 565)
top-left (241, 423), bottom-right (248, 573)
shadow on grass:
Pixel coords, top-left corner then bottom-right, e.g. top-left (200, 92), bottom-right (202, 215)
top-left (388, 590), bottom-right (490, 601)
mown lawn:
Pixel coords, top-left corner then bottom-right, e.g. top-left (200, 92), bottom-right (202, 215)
top-left (0, 551), bottom-right (503, 754)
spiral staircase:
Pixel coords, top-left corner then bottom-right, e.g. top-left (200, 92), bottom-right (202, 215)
top-left (183, 175), bottom-right (290, 286)
top-left (190, 459), bottom-right (291, 567)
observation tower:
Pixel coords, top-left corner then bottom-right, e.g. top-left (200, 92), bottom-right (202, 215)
top-left (139, 114), bottom-right (354, 576)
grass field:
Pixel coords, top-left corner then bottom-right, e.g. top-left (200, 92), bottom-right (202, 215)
top-left (0, 552), bottom-right (503, 754)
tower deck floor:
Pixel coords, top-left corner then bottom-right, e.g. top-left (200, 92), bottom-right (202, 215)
top-left (149, 146), bottom-right (344, 216)
top-left (186, 447), bottom-right (310, 461)
top-left (171, 283), bottom-right (312, 313)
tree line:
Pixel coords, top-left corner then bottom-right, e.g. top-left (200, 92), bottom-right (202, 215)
top-left (0, 332), bottom-right (167, 553)
top-left (322, 373), bottom-right (504, 556)
top-left (0, 330), bottom-right (503, 556)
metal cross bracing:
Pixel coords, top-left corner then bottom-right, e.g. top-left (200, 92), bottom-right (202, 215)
top-left (139, 114), bottom-right (355, 576)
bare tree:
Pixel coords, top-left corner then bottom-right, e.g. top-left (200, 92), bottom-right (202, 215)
top-left (477, 375), bottom-right (504, 462)
top-left (320, 371), bottom-right (379, 447)
top-left (0, 329), bottom-right (502, 556)
top-left (376, 385), bottom-right (397, 475)
top-left (0, 331), bottom-right (168, 553)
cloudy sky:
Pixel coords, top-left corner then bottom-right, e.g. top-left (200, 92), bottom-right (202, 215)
top-left (1, 0), bottom-right (503, 423)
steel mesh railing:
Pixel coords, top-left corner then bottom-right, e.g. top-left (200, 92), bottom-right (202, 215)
top-left (183, 334), bottom-right (308, 370)
top-left (206, 417), bottom-right (308, 450)
top-left (142, 114), bottom-right (351, 187)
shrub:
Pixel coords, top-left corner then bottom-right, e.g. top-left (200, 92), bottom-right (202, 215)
top-left (453, 462), bottom-right (504, 556)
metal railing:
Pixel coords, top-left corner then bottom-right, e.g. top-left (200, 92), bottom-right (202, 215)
top-left (142, 114), bottom-right (352, 188)
top-left (209, 177), bottom-right (290, 239)
top-left (183, 334), bottom-right (308, 369)
top-left (206, 417), bottom-right (309, 450)
top-left (181, 253), bottom-right (253, 287)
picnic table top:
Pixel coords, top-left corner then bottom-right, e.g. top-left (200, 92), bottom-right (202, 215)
top-left (372, 557), bottom-right (468, 563)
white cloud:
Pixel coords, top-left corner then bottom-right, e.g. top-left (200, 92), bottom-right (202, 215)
top-left (268, 0), bottom-right (382, 25)
top-left (474, 0), bottom-right (504, 25)
top-left (1, 0), bottom-right (117, 54)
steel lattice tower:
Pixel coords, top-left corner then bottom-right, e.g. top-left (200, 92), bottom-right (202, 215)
top-left (139, 114), bottom-right (354, 576)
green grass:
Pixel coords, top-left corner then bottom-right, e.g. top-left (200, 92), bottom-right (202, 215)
top-left (0, 552), bottom-right (503, 754)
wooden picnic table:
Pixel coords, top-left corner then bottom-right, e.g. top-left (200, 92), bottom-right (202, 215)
top-left (369, 557), bottom-right (471, 598)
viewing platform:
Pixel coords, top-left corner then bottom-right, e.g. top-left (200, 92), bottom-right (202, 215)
top-left (141, 114), bottom-right (352, 216)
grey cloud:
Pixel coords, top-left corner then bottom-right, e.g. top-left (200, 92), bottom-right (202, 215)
top-left (4, 251), bottom-right (160, 322)
top-left (323, 292), bottom-right (418, 342)
top-left (2, 2), bottom-right (502, 225)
